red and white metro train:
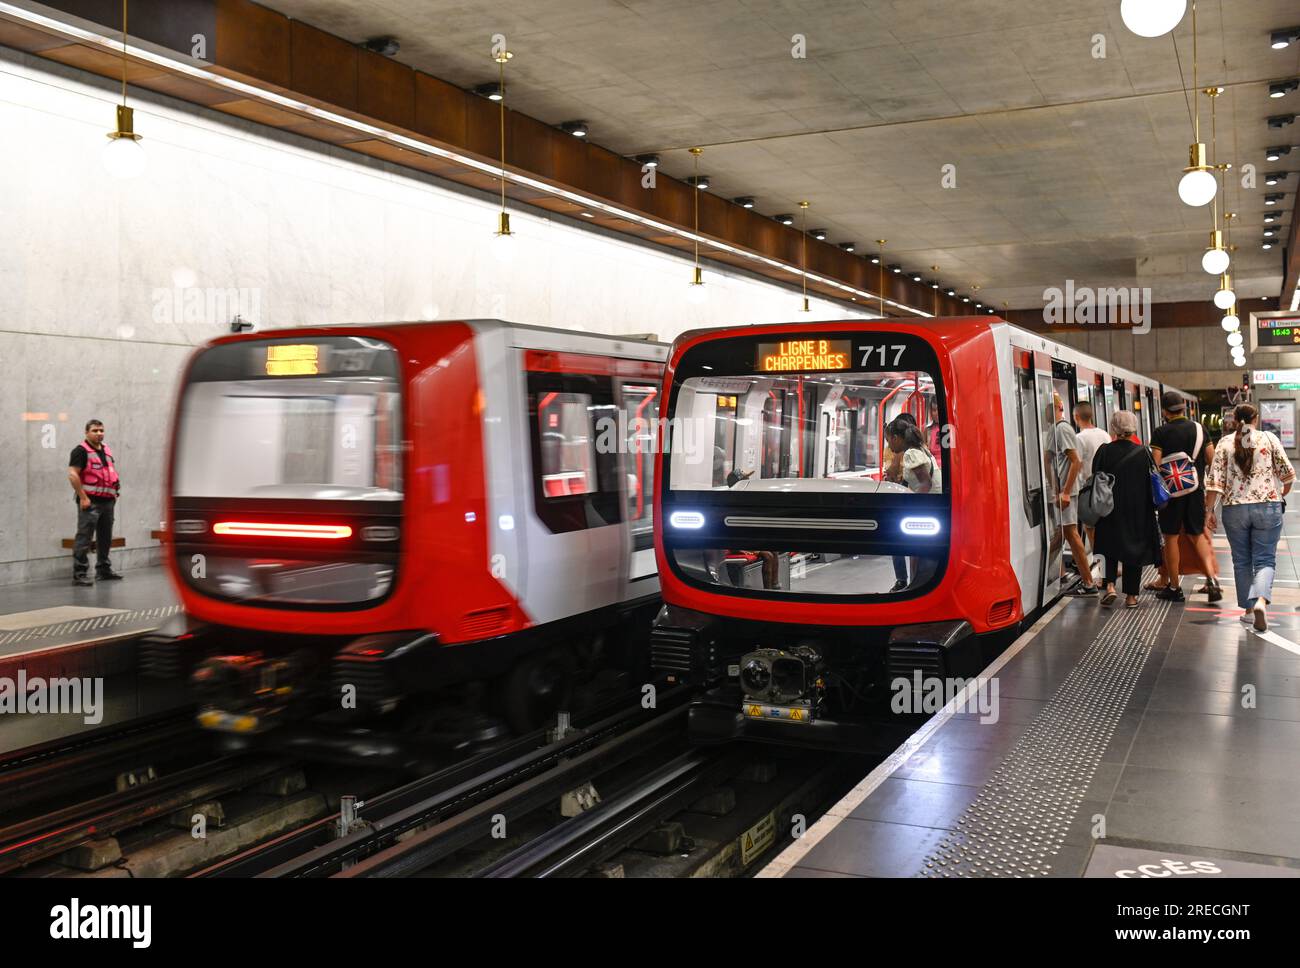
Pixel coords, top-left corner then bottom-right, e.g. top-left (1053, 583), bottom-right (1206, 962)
top-left (650, 316), bottom-right (1196, 746)
top-left (144, 320), bottom-right (666, 736)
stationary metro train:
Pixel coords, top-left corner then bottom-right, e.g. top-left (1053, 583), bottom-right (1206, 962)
top-left (142, 320), bottom-right (667, 737)
top-left (650, 316), bottom-right (1196, 747)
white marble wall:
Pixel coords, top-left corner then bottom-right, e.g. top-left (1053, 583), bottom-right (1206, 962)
top-left (0, 48), bottom-right (870, 585)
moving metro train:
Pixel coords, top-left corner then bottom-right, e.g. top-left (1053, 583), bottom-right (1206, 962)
top-left (143, 320), bottom-right (667, 737)
top-left (650, 316), bottom-right (1197, 747)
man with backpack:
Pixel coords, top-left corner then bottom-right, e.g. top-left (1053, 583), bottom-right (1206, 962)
top-left (1052, 393), bottom-right (1098, 595)
top-left (1150, 391), bottom-right (1221, 603)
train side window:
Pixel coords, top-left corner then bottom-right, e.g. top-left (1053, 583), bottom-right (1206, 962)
top-left (528, 373), bottom-right (623, 533)
top-left (617, 381), bottom-right (659, 550)
top-left (538, 392), bottom-right (597, 496)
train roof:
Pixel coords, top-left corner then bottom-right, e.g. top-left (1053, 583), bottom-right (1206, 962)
top-left (196, 318), bottom-right (669, 359)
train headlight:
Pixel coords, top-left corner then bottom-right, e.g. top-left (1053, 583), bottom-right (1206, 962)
top-left (900, 516), bottom-right (941, 535)
top-left (669, 511), bottom-right (705, 529)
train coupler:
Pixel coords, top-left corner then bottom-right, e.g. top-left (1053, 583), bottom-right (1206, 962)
top-left (192, 652), bottom-right (301, 734)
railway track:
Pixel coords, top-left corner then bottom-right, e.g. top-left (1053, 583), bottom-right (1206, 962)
top-left (0, 709), bottom-right (205, 823)
top-left (195, 686), bottom-right (693, 878)
top-left (0, 753), bottom-right (291, 874)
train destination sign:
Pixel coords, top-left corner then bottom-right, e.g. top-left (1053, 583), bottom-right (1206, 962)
top-left (1256, 316), bottom-right (1300, 347)
top-left (265, 344), bottom-right (320, 376)
top-left (757, 339), bottom-right (851, 372)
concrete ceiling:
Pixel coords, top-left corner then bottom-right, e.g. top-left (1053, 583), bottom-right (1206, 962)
top-left (265, 0), bottom-right (1299, 312)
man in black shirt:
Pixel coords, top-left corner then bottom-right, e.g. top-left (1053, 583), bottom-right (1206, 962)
top-left (1150, 391), bottom-right (1220, 602)
top-left (67, 419), bottom-right (123, 585)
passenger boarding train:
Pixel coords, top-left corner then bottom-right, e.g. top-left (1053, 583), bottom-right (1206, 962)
top-left (650, 317), bottom-right (1196, 747)
top-left (143, 320), bottom-right (666, 737)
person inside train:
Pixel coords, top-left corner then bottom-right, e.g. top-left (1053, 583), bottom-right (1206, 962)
top-left (1150, 390), bottom-right (1222, 604)
top-left (884, 416), bottom-right (940, 591)
top-left (926, 396), bottom-right (942, 456)
top-left (1052, 393), bottom-right (1098, 595)
top-left (1091, 410), bottom-right (1162, 608)
top-left (721, 465), bottom-right (779, 589)
top-left (1204, 403), bottom-right (1295, 631)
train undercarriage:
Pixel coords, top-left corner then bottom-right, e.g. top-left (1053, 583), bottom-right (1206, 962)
top-left (649, 605), bottom-right (1016, 752)
top-left (139, 598), bottom-right (660, 754)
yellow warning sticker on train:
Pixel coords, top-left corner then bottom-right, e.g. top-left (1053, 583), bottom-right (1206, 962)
top-left (743, 702), bottom-right (812, 722)
top-left (740, 811), bottom-right (776, 866)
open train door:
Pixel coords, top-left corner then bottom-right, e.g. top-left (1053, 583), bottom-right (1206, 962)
top-left (1012, 348), bottom-right (1061, 613)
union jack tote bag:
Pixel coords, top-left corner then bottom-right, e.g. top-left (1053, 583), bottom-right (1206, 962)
top-left (1157, 422), bottom-right (1203, 499)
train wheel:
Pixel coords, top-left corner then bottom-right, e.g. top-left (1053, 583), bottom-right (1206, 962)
top-left (499, 646), bottom-right (576, 735)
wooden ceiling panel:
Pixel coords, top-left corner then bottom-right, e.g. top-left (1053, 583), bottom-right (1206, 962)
top-left (0, 19), bottom-right (70, 52)
top-left (215, 97), bottom-right (312, 128)
top-left (413, 71), bottom-right (466, 147)
top-left (38, 43), bottom-right (166, 84)
top-left (357, 47), bottom-right (413, 130)
top-left (214, 0), bottom-right (290, 89)
top-left (289, 20), bottom-right (357, 111)
top-left (507, 112), bottom-right (558, 181)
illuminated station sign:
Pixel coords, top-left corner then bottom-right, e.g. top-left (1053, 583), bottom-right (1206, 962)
top-left (757, 339), bottom-right (851, 372)
top-left (1256, 315), bottom-right (1300, 347)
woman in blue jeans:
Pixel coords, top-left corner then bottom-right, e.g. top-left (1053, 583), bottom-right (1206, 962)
top-left (1204, 403), bottom-right (1296, 631)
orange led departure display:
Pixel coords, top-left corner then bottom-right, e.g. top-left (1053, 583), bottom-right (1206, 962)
top-left (757, 339), bottom-right (851, 372)
top-left (265, 344), bottom-right (320, 376)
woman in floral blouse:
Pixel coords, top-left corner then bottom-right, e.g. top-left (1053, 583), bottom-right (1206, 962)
top-left (1204, 403), bottom-right (1296, 630)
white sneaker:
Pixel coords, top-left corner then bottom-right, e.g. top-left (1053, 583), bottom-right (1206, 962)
top-left (1252, 602), bottom-right (1268, 632)
top-left (1239, 612), bottom-right (1253, 625)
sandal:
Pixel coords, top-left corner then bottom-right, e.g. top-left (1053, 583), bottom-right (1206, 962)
top-left (1125, 598), bottom-right (1140, 608)
top-left (1101, 590), bottom-right (1117, 606)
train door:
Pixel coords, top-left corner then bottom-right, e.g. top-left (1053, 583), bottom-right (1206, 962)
top-left (524, 361), bottom-right (625, 622)
top-left (615, 376), bottom-right (661, 591)
top-left (1012, 351), bottom-right (1048, 614)
top-left (1039, 360), bottom-right (1068, 602)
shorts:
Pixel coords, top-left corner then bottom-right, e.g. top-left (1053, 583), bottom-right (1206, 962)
top-left (1158, 492), bottom-right (1205, 536)
top-left (1059, 496), bottom-right (1078, 527)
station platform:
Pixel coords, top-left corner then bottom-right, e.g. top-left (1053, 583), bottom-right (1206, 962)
top-left (0, 567), bottom-right (180, 677)
top-left (0, 567), bottom-right (184, 752)
top-left (763, 535), bottom-right (1300, 878)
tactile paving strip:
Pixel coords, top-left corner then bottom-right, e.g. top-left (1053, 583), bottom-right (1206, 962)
top-left (921, 591), bottom-right (1169, 878)
top-left (0, 605), bottom-right (183, 649)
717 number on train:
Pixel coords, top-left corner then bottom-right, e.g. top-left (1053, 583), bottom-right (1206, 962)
top-left (860, 344), bottom-right (907, 367)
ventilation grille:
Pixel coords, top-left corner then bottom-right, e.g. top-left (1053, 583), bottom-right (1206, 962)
top-left (460, 607), bottom-right (510, 639)
top-left (331, 657), bottom-right (395, 709)
top-left (987, 598), bottom-right (1017, 627)
top-left (650, 627), bottom-right (697, 674)
top-left (139, 634), bottom-right (187, 679)
top-left (886, 644), bottom-right (945, 681)
top-left (650, 625), bottom-right (720, 682)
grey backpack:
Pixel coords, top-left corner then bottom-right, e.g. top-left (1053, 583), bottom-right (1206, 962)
top-left (1077, 471), bottom-right (1115, 525)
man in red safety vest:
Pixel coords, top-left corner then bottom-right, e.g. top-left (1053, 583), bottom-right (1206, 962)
top-left (67, 419), bottom-right (123, 585)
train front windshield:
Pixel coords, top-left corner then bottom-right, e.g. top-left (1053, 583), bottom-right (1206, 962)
top-left (663, 332), bottom-right (949, 600)
top-left (171, 336), bottom-right (403, 607)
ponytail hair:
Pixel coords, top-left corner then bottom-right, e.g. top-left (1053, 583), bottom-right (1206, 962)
top-left (887, 416), bottom-right (927, 452)
top-left (1233, 403), bottom-right (1257, 478)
